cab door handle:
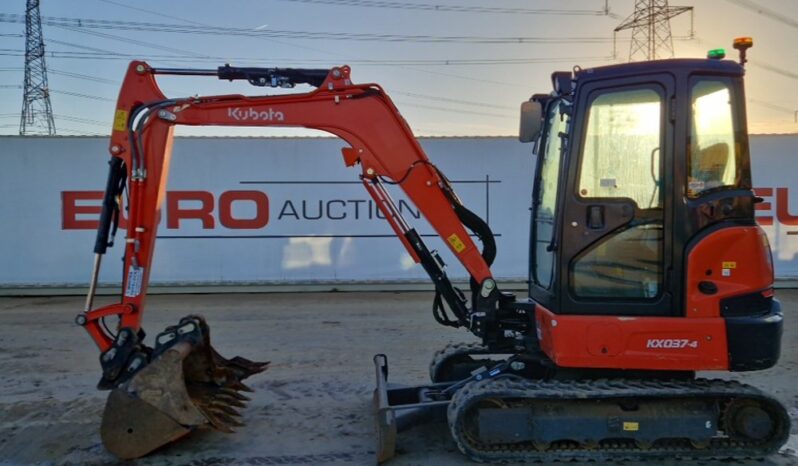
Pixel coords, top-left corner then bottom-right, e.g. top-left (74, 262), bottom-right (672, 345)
top-left (587, 205), bottom-right (605, 229)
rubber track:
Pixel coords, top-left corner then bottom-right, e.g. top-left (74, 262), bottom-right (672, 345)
top-left (447, 377), bottom-right (791, 463)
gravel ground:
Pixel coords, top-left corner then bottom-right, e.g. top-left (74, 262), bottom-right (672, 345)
top-left (0, 290), bottom-right (796, 466)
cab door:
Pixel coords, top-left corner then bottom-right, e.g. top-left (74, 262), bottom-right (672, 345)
top-left (558, 74), bottom-right (675, 316)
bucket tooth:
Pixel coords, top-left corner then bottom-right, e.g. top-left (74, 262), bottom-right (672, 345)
top-left (207, 409), bottom-right (246, 427)
top-left (214, 394), bottom-right (247, 408)
top-left (219, 388), bottom-right (252, 401)
top-left (221, 353), bottom-right (271, 376)
top-left (210, 401), bottom-right (243, 417)
top-left (231, 381), bottom-right (255, 392)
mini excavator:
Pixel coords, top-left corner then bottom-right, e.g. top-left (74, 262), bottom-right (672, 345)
top-left (77, 37), bottom-right (789, 462)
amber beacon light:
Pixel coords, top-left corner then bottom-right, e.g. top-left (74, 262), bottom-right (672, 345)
top-left (733, 36), bottom-right (754, 66)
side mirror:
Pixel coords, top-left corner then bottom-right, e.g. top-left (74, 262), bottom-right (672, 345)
top-left (519, 100), bottom-right (543, 143)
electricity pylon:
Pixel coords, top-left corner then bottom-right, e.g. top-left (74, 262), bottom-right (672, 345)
top-left (20, 0), bottom-right (55, 135)
top-left (614, 0), bottom-right (693, 62)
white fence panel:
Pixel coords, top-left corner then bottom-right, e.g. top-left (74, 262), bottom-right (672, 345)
top-left (0, 134), bottom-right (795, 288)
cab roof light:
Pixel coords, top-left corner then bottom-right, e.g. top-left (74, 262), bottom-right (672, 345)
top-left (707, 48), bottom-right (726, 60)
top-left (733, 36), bottom-right (753, 66)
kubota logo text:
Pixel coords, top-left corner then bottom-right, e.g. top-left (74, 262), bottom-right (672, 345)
top-left (646, 339), bottom-right (699, 349)
top-left (228, 107), bottom-right (285, 121)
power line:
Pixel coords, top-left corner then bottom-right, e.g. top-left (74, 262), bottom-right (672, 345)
top-left (53, 25), bottom-right (210, 58)
top-left (0, 8), bottom-right (618, 132)
top-left (96, 0), bottom-right (207, 26)
top-left (54, 126), bottom-right (107, 135)
top-left (0, 113), bottom-right (108, 134)
top-left (0, 14), bottom-right (619, 44)
top-left (94, 0), bottom-right (358, 59)
top-left (397, 101), bottom-right (515, 119)
top-left (748, 98), bottom-right (796, 115)
top-left (393, 66), bottom-right (529, 88)
top-left (393, 91), bottom-right (515, 111)
top-left (51, 26), bottom-right (606, 66)
top-left (50, 89), bottom-right (115, 102)
top-left (1, 47), bottom-right (596, 98)
top-left (53, 113), bottom-right (108, 127)
top-left (88, 0), bottom-right (608, 92)
top-left (724, 0), bottom-right (798, 30)
top-left (0, 47), bottom-right (611, 67)
top-left (49, 68), bottom-right (118, 85)
top-left (49, 39), bottom-right (123, 55)
top-left (751, 60), bottom-right (798, 81)
top-left (270, 0), bottom-right (611, 16)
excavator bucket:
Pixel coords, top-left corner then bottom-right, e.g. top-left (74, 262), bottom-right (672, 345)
top-left (99, 316), bottom-right (268, 459)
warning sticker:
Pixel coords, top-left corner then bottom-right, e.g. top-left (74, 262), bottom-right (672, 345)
top-left (447, 234), bottom-right (466, 253)
top-left (622, 421), bottom-right (640, 432)
top-left (124, 266), bottom-right (144, 297)
top-left (113, 109), bottom-right (128, 132)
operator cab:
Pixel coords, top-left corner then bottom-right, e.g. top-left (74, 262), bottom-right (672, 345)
top-left (522, 56), bottom-right (755, 317)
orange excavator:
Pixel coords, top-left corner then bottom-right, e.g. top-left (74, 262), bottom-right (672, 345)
top-left (77, 37), bottom-right (790, 462)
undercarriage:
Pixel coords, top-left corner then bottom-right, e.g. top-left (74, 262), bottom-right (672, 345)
top-left (376, 343), bottom-right (790, 463)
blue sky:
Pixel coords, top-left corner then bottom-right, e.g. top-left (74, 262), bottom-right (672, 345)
top-left (1, 0), bottom-right (797, 137)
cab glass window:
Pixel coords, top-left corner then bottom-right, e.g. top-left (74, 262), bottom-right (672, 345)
top-left (578, 88), bottom-right (662, 208)
top-left (572, 223), bottom-right (663, 298)
top-left (688, 80), bottom-right (738, 197)
top-left (533, 101), bottom-right (567, 289)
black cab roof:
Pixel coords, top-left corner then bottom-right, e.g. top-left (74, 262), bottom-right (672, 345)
top-left (571, 58), bottom-right (744, 84)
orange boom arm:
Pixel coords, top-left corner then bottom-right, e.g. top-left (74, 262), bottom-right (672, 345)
top-left (81, 61), bottom-right (503, 351)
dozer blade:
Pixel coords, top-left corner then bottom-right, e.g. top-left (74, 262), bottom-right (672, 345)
top-left (100, 316), bottom-right (268, 459)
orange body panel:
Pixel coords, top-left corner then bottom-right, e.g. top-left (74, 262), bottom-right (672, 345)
top-left (535, 305), bottom-right (729, 371)
top-left (685, 226), bottom-right (773, 318)
top-left (535, 226), bottom-right (774, 372)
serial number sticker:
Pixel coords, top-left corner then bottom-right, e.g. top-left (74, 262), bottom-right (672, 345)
top-left (113, 109), bottom-right (128, 132)
top-left (623, 422), bottom-right (640, 432)
top-left (124, 266), bottom-right (144, 297)
top-left (722, 261), bottom-right (737, 269)
top-left (447, 233), bottom-right (466, 253)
